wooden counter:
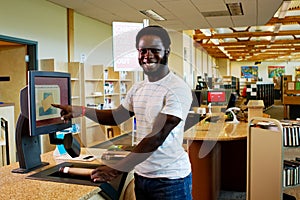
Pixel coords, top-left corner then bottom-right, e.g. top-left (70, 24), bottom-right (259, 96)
top-left (0, 149), bottom-right (104, 200)
top-left (282, 95), bottom-right (300, 119)
top-left (184, 120), bottom-right (248, 200)
top-left (185, 120), bottom-right (247, 141)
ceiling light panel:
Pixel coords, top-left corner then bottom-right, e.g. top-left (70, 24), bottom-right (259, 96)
top-left (226, 2), bottom-right (244, 16)
top-left (140, 9), bottom-right (166, 21)
top-left (277, 0), bottom-right (292, 19)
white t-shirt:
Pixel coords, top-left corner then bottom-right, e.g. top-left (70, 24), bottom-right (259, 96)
top-left (122, 71), bottom-right (192, 179)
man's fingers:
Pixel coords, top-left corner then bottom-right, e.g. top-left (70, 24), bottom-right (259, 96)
top-left (51, 104), bottom-right (61, 108)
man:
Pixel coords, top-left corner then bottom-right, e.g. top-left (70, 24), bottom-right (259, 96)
top-left (53, 25), bottom-right (193, 199)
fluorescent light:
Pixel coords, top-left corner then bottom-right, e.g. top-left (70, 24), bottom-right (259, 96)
top-left (218, 46), bottom-right (225, 51)
top-left (273, 23), bottom-right (281, 33)
top-left (211, 39), bottom-right (219, 45)
top-left (278, 1), bottom-right (291, 19)
top-left (270, 36), bottom-right (276, 43)
top-left (226, 2), bottom-right (244, 16)
top-left (200, 29), bottom-right (212, 36)
top-left (140, 10), bottom-right (166, 21)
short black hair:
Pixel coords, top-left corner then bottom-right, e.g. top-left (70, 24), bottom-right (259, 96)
top-left (135, 25), bottom-right (171, 49)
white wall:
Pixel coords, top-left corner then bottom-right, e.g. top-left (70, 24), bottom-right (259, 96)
top-left (230, 61), bottom-right (300, 81)
top-left (1, 0), bottom-right (68, 63)
top-left (74, 13), bottom-right (113, 65)
top-left (168, 30), bottom-right (184, 76)
top-left (182, 31), bottom-right (194, 88)
top-left (0, 0), bottom-right (113, 68)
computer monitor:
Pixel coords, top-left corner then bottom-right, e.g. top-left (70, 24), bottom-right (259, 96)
top-left (207, 90), bottom-right (226, 104)
top-left (191, 90), bottom-right (203, 108)
top-left (28, 71), bottom-right (71, 136)
top-left (226, 92), bottom-right (238, 110)
top-left (12, 71), bottom-right (79, 173)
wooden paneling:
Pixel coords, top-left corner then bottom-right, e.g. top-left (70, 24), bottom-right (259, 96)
top-left (0, 45), bottom-right (27, 123)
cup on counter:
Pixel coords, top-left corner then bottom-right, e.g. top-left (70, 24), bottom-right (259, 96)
top-left (193, 107), bottom-right (206, 116)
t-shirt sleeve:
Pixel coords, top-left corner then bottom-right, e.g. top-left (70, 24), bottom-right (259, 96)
top-left (121, 84), bottom-right (136, 112)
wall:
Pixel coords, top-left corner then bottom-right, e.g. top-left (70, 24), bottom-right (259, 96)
top-left (0, 46), bottom-right (27, 122)
top-left (182, 30), bottom-right (194, 88)
top-left (0, 0), bottom-right (114, 67)
top-left (0, 1), bottom-right (115, 149)
top-left (230, 61), bottom-right (300, 81)
top-left (74, 13), bottom-right (113, 65)
top-left (1, 0), bottom-right (68, 63)
top-left (168, 30), bottom-right (184, 76)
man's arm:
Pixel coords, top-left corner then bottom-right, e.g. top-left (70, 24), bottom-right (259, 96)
top-left (51, 104), bottom-right (134, 125)
top-left (91, 113), bottom-right (181, 181)
top-left (85, 105), bottom-right (134, 125)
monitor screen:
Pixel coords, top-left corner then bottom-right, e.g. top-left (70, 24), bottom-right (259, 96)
top-left (207, 90), bottom-right (226, 103)
top-left (226, 92), bottom-right (238, 110)
top-left (28, 71), bottom-right (72, 136)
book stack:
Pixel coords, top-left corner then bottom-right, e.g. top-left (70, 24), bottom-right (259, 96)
top-left (283, 158), bottom-right (300, 187)
top-left (282, 126), bottom-right (300, 147)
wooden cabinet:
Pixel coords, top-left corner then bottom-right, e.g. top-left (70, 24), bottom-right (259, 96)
top-left (247, 117), bottom-right (283, 200)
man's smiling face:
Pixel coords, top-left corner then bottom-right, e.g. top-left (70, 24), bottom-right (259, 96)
top-left (137, 35), bottom-right (168, 77)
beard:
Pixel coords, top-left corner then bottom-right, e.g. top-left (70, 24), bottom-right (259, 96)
top-left (141, 52), bottom-right (169, 76)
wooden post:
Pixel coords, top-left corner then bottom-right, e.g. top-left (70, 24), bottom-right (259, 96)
top-left (67, 8), bottom-right (74, 62)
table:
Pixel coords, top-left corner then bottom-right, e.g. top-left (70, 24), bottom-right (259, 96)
top-left (184, 120), bottom-right (248, 200)
top-left (0, 148), bottom-right (134, 200)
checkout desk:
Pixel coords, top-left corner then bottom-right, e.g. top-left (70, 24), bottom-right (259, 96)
top-left (0, 148), bottom-right (134, 200)
top-left (0, 115), bottom-right (248, 200)
top-left (184, 119), bottom-right (247, 200)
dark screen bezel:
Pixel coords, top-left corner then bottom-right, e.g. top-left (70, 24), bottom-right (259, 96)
top-left (28, 71), bottom-right (72, 136)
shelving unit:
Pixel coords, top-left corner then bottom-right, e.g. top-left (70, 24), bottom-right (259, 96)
top-left (247, 117), bottom-right (299, 200)
top-left (247, 117), bottom-right (283, 200)
top-left (82, 64), bottom-right (135, 147)
top-left (68, 62), bottom-right (84, 106)
top-left (245, 82), bottom-right (274, 109)
top-left (281, 123), bottom-right (300, 200)
top-left (222, 75), bottom-right (239, 94)
top-left (39, 59), bottom-right (135, 148)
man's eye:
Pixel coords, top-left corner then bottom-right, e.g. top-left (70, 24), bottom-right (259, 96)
top-left (138, 48), bottom-right (162, 54)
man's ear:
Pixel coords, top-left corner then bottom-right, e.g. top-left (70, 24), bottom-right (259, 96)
top-left (165, 49), bottom-right (170, 55)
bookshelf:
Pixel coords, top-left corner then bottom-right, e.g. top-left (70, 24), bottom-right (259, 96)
top-left (281, 123), bottom-right (300, 199)
top-left (247, 117), bottom-right (300, 200)
top-left (82, 64), bottom-right (134, 147)
top-left (222, 75), bottom-right (239, 94)
top-left (39, 59), bottom-right (135, 148)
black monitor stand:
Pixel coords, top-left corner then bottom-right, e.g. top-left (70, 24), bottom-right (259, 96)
top-left (11, 114), bottom-right (49, 174)
top-left (11, 113), bottom-right (81, 174)
top-left (11, 86), bottom-right (81, 174)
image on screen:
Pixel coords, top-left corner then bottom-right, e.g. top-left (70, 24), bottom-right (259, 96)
top-left (36, 85), bottom-right (60, 120)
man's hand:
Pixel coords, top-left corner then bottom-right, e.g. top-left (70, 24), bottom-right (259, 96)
top-left (51, 104), bottom-right (82, 122)
top-left (91, 165), bottom-right (122, 182)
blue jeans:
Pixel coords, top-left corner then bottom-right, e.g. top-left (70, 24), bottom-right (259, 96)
top-left (134, 173), bottom-right (192, 200)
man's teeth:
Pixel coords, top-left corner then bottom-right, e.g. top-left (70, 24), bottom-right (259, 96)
top-left (145, 63), bottom-right (155, 67)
